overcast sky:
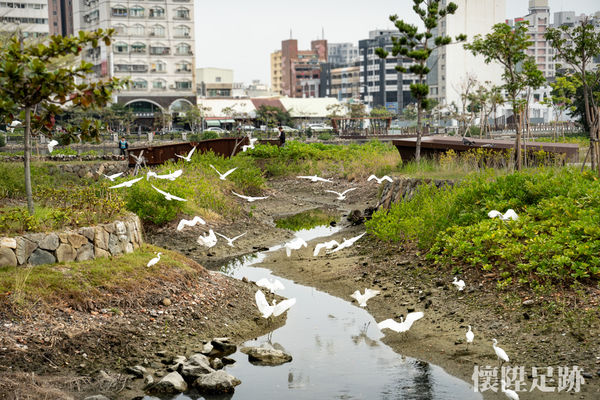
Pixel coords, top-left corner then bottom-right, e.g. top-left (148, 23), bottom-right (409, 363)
top-left (194, 0), bottom-right (600, 85)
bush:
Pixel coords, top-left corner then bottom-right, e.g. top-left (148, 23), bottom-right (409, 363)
top-left (51, 147), bottom-right (78, 156)
top-left (0, 134), bottom-right (5, 148)
top-left (317, 132), bottom-right (333, 141)
top-left (202, 131), bottom-right (220, 140)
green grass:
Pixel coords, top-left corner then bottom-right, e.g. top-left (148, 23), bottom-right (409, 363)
top-left (275, 208), bottom-right (338, 231)
top-left (367, 167), bottom-right (600, 288)
top-left (0, 244), bottom-right (199, 310)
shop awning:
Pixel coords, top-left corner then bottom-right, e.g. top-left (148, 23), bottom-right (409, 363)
top-left (206, 120), bottom-right (220, 127)
top-left (219, 119), bottom-right (235, 124)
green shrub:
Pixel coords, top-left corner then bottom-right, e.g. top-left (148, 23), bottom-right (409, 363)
top-left (0, 134), bottom-right (5, 148)
top-left (51, 147), bottom-right (78, 156)
top-left (317, 132), bottom-right (333, 141)
top-left (202, 131), bottom-right (219, 140)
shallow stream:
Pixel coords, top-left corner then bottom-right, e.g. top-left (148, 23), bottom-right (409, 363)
top-left (151, 226), bottom-right (481, 400)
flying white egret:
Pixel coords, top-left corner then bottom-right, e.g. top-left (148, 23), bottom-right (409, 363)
top-left (109, 177), bottom-right (144, 189)
top-left (231, 191), bottom-right (269, 202)
top-left (297, 175), bottom-right (333, 183)
top-left (47, 140), bottom-right (59, 153)
top-left (378, 311), bottom-right (424, 333)
top-left (10, 120), bottom-right (21, 127)
top-left (325, 188), bottom-right (357, 200)
top-left (492, 339), bottom-right (510, 365)
top-left (210, 164), bottom-right (237, 180)
top-left (284, 237), bottom-right (307, 257)
top-left (197, 229), bottom-right (217, 248)
top-left (215, 231), bottom-right (246, 247)
top-left (501, 380), bottom-right (520, 400)
top-left (256, 278), bottom-right (285, 293)
top-left (151, 185), bottom-right (187, 201)
top-left (466, 325), bottom-right (474, 348)
top-left (367, 175), bottom-right (393, 184)
top-left (176, 146), bottom-right (197, 162)
top-left (328, 232), bottom-right (366, 254)
top-left (255, 289), bottom-right (296, 318)
top-left (350, 288), bottom-right (380, 307)
top-left (488, 209), bottom-right (519, 221)
top-left (147, 252), bottom-right (161, 268)
top-left (148, 169), bottom-right (183, 181)
top-left (176, 216), bottom-right (206, 231)
top-left (313, 239), bottom-right (340, 256)
top-left (242, 138), bottom-right (258, 152)
top-left (102, 172), bottom-right (124, 181)
top-left (452, 277), bottom-right (466, 291)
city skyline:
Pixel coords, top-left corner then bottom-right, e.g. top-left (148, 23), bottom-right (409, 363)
top-left (194, 0), bottom-right (600, 85)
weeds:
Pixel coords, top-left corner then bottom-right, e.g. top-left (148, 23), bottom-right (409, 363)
top-left (275, 208), bottom-right (338, 231)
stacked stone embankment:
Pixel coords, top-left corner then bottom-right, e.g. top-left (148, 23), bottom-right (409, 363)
top-left (376, 177), bottom-right (455, 210)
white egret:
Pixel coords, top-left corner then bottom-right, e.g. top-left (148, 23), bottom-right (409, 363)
top-left (325, 188), bottom-right (357, 200)
top-left (102, 172), bottom-right (124, 181)
top-left (297, 175), bottom-right (333, 183)
top-left (328, 232), bottom-right (366, 254)
top-left (492, 339), bottom-right (510, 365)
top-left (47, 140), bottom-right (59, 153)
top-left (231, 191), bottom-right (269, 202)
top-left (378, 312), bottom-right (424, 333)
top-left (109, 177), bottom-right (144, 189)
top-left (313, 239), bottom-right (340, 256)
top-left (147, 252), bottom-right (161, 268)
top-left (176, 146), bottom-right (197, 162)
top-left (452, 277), bottom-right (466, 291)
top-left (197, 229), bottom-right (217, 248)
top-left (149, 169), bottom-right (183, 181)
top-left (242, 138), bottom-right (258, 152)
top-left (10, 120), bottom-right (21, 127)
top-left (210, 164), bottom-right (237, 180)
top-left (367, 175), bottom-right (393, 184)
top-left (256, 278), bottom-right (285, 293)
top-left (215, 231), bottom-right (246, 247)
top-left (466, 325), bottom-right (474, 348)
top-left (151, 185), bottom-right (187, 201)
top-left (501, 380), bottom-right (519, 400)
top-left (284, 237), bottom-right (307, 257)
top-left (255, 289), bottom-right (296, 318)
top-left (488, 209), bottom-right (519, 221)
top-left (176, 216), bottom-right (206, 231)
top-left (350, 288), bottom-right (380, 307)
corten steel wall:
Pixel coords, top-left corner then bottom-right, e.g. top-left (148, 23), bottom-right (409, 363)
top-left (128, 137), bottom-right (250, 166)
top-left (393, 137), bottom-right (579, 163)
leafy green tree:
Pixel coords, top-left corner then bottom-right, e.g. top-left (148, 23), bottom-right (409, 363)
top-left (255, 105), bottom-right (292, 127)
top-left (541, 75), bottom-right (578, 140)
top-left (0, 29), bottom-right (125, 214)
top-left (545, 18), bottom-right (600, 173)
top-left (464, 22), bottom-right (545, 170)
top-left (180, 104), bottom-right (211, 134)
top-left (376, 0), bottom-right (466, 161)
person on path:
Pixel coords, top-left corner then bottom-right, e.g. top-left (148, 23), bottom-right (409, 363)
top-left (119, 137), bottom-right (128, 156)
top-left (278, 126), bottom-right (286, 147)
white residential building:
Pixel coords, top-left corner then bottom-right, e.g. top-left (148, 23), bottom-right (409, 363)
top-left (0, 0), bottom-right (50, 38)
top-left (328, 42), bottom-right (359, 67)
top-left (72, 0), bottom-right (196, 124)
top-left (428, 0), bottom-right (505, 109)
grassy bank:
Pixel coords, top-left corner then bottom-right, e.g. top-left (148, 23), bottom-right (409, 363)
top-left (366, 167), bottom-right (600, 289)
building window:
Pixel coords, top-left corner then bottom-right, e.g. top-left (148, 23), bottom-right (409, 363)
top-left (113, 24), bottom-right (127, 35)
top-left (150, 46), bottom-right (170, 55)
top-left (131, 79), bottom-right (148, 89)
top-left (174, 7), bottom-right (190, 20)
top-left (150, 61), bottom-right (166, 72)
top-left (175, 42), bottom-right (191, 55)
top-left (111, 5), bottom-right (127, 17)
top-left (150, 24), bottom-right (165, 37)
top-left (174, 25), bottom-right (190, 38)
top-left (215, 77), bottom-right (221, 82)
top-left (175, 80), bottom-right (192, 89)
top-left (130, 24), bottom-right (144, 36)
top-left (176, 61), bottom-right (191, 72)
top-left (153, 79), bottom-right (166, 89)
top-left (149, 6), bottom-right (164, 18)
top-left (129, 6), bottom-right (144, 17)
top-left (131, 42), bottom-right (146, 54)
top-left (113, 42), bottom-right (128, 54)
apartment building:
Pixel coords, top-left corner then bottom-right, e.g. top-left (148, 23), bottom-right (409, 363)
top-left (270, 50), bottom-right (283, 95)
top-left (328, 42), bottom-right (359, 67)
top-left (521, 0), bottom-right (554, 78)
top-left (196, 67), bottom-right (233, 98)
top-left (72, 0), bottom-right (196, 123)
top-left (0, 0), bottom-right (50, 38)
top-left (329, 64), bottom-right (360, 101)
top-left (48, 0), bottom-right (73, 36)
top-left (280, 38), bottom-right (328, 98)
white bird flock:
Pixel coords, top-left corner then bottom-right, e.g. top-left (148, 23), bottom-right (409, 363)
top-left (176, 216), bottom-right (206, 231)
top-left (378, 312), bottom-right (424, 333)
top-left (488, 209), bottom-right (519, 221)
top-left (210, 165), bottom-right (237, 180)
top-left (350, 288), bottom-right (380, 307)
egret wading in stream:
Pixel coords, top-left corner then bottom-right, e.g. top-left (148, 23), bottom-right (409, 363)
top-left (176, 146), bottom-right (197, 162)
top-left (350, 288), bottom-right (380, 307)
top-left (452, 277), bottom-right (465, 291)
top-left (102, 172), bottom-right (123, 181)
top-left (378, 311), bottom-right (424, 334)
top-left (325, 188), bottom-right (357, 201)
top-left (210, 165), bottom-right (237, 180)
top-left (176, 216), bottom-right (206, 231)
top-left (492, 339), bottom-right (510, 366)
top-left (367, 175), bottom-right (393, 184)
top-left (147, 252), bottom-right (161, 268)
top-left (109, 177), bottom-right (143, 189)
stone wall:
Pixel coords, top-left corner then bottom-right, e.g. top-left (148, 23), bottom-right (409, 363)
top-left (47, 161), bottom-right (129, 180)
top-left (376, 178), bottom-right (455, 210)
top-left (0, 214), bottom-right (143, 267)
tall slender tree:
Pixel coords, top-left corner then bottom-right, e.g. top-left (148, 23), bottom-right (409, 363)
top-left (545, 17), bottom-right (600, 174)
top-left (0, 29), bottom-right (126, 214)
top-left (464, 22), bottom-right (545, 170)
top-left (376, 0), bottom-right (466, 161)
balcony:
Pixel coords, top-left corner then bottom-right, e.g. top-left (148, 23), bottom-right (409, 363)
top-left (176, 68), bottom-right (191, 73)
top-left (173, 14), bottom-right (190, 20)
top-left (174, 33), bottom-right (191, 38)
top-left (150, 47), bottom-right (170, 56)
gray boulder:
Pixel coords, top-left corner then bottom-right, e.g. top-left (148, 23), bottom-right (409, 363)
top-left (83, 396), bottom-right (111, 400)
top-left (148, 371), bottom-right (187, 394)
top-left (180, 353), bottom-right (214, 381)
top-left (38, 234), bottom-right (59, 251)
top-left (241, 346), bottom-right (292, 366)
top-left (0, 247), bottom-right (17, 267)
top-left (209, 338), bottom-right (236, 357)
top-left (193, 370), bottom-right (241, 394)
top-left (29, 249), bottom-right (56, 266)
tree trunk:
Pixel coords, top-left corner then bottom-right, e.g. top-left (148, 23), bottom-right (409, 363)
top-left (515, 108), bottom-right (522, 171)
top-left (24, 107), bottom-right (34, 214)
top-left (415, 103), bottom-right (422, 161)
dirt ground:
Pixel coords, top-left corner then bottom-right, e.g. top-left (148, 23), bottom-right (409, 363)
top-left (1, 176), bottom-right (599, 399)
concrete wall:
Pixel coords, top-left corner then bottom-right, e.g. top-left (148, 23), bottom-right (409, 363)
top-left (0, 214), bottom-right (143, 267)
